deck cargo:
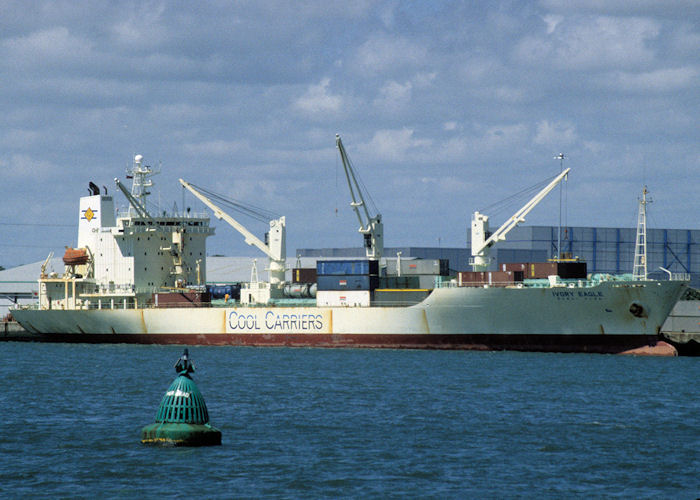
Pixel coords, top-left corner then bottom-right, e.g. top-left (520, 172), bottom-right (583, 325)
top-left (316, 260), bottom-right (379, 276)
top-left (154, 292), bottom-right (210, 307)
top-left (458, 271), bottom-right (522, 286)
top-left (292, 268), bottom-right (317, 283)
top-left (385, 259), bottom-right (449, 276)
top-left (502, 262), bottom-right (587, 279)
top-left (316, 274), bottom-right (379, 291)
top-left (316, 290), bottom-right (372, 307)
top-left (377, 276), bottom-right (421, 289)
top-left (10, 147), bottom-right (689, 356)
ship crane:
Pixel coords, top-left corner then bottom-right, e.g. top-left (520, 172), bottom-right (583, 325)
top-left (179, 179), bottom-right (286, 286)
top-left (336, 134), bottom-right (383, 261)
top-left (470, 167), bottom-right (571, 271)
top-left (114, 178), bottom-right (153, 220)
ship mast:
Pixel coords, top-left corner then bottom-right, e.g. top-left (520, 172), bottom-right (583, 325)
top-left (633, 186), bottom-right (651, 280)
top-left (127, 155), bottom-right (160, 216)
top-left (554, 153), bottom-right (566, 260)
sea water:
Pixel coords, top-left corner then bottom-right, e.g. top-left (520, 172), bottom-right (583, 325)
top-left (0, 343), bottom-right (697, 498)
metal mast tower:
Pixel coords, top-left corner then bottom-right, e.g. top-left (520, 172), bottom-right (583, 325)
top-left (633, 186), bottom-right (651, 280)
top-left (554, 153), bottom-right (566, 260)
top-left (126, 155), bottom-right (160, 216)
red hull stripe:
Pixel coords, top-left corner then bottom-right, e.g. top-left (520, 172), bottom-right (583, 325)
top-left (2, 332), bottom-right (665, 354)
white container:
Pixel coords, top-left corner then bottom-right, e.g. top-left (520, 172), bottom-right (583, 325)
top-left (316, 290), bottom-right (371, 307)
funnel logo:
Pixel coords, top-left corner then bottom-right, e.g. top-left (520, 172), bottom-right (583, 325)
top-left (82, 207), bottom-right (97, 222)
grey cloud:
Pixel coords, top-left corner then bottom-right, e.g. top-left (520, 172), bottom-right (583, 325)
top-left (0, 0), bottom-right (698, 267)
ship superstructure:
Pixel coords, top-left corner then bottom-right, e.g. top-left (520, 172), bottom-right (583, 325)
top-left (38, 155), bottom-right (213, 311)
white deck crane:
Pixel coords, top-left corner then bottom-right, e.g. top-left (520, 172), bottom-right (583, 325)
top-left (470, 168), bottom-right (571, 271)
top-left (179, 179), bottom-right (286, 287)
top-left (336, 134), bottom-right (383, 261)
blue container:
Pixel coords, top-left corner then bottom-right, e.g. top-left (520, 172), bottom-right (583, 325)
top-left (316, 275), bottom-right (379, 291)
top-left (316, 260), bottom-right (379, 276)
top-left (206, 284), bottom-right (241, 300)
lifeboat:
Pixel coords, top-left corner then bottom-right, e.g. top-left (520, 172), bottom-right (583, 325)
top-left (63, 248), bottom-right (90, 266)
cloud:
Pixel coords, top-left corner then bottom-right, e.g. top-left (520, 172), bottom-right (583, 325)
top-left (443, 121), bottom-right (458, 131)
top-left (363, 128), bottom-right (432, 162)
top-left (515, 16), bottom-right (659, 70)
top-left (435, 124), bottom-right (530, 164)
top-left (373, 80), bottom-right (412, 112)
top-left (293, 78), bottom-right (343, 117)
top-left (543, 14), bottom-right (563, 34)
top-left (534, 120), bottom-right (577, 147)
top-left (0, 129), bottom-right (41, 150)
top-left (3, 153), bottom-right (61, 179)
top-left (539, 0), bottom-right (700, 16)
top-left (183, 140), bottom-right (249, 157)
top-left (602, 66), bottom-right (699, 92)
top-left (2, 26), bottom-right (93, 69)
top-left (417, 175), bottom-right (472, 194)
top-left (354, 34), bottom-right (429, 75)
top-left (109, 1), bottom-right (168, 48)
top-left (459, 56), bottom-right (504, 84)
top-left (0, 2), bottom-right (699, 265)
top-left (493, 86), bottom-right (525, 102)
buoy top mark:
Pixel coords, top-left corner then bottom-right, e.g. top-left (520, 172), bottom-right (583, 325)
top-left (174, 348), bottom-right (195, 378)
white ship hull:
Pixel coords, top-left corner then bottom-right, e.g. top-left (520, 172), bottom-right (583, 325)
top-left (13, 280), bottom-right (686, 354)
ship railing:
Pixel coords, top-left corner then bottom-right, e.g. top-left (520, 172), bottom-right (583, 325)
top-left (115, 210), bottom-right (209, 219)
top-left (95, 283), bottom-right (136, 294)
top-left (434, 278), bottom-right (602, 289)
top-left (671, 273), bottom-right (691, 281)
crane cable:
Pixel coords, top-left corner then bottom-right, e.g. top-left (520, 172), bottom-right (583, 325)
top-left (182, 182), bottom-right (280, 223)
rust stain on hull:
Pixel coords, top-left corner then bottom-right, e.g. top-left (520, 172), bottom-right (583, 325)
top-left (7, 332), bottom-right (675, 355)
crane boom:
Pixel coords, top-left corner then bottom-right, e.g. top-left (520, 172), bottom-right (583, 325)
top-left (470, 167), bottom-right (571, 271)
top-left (179, 179), bottom-right (286, 285)
top-left (336, 134), bottom-right (383, 260)
top-left (114, 178), bottom-right (152, 219)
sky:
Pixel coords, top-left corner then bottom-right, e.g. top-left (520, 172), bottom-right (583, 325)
top-left (1, 0), bottom-right (699, 268)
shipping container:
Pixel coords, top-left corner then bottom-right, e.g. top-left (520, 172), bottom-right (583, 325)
top-left (316, 259), bottom-right (379, 276)
top-left (530, 262), bottom-right (587, 279)
top-left (385, 258), bottom-right (450, 276)
top-left (316, 290), bottom-right (371, 307)
top-left (530, 262), bottom-right (557, 278)
top-left (378, 276), bottom-right (421, 289)
top-left (316, 274), bottom-right (379, 291)
top-left (457, 271), bottom-right (521, 287)
top-left (501, 262), bottom-right (527, 273)
top-left (502, 261), bottom-right (587, 279)
top-left (206, 284), bottom-right (241, 300)
top-left (154, 292), bottom-right (211, 307)
top-left (292, 267), bottom-right (317, 283)
top-left (557, 261), bottom-right (587, 279)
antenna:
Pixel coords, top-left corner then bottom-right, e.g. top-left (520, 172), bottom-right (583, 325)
top-left (554, 153), bottom-right (566, 260)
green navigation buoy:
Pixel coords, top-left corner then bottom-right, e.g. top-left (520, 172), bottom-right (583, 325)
top-left (141, 349), bottom-right (222, 446)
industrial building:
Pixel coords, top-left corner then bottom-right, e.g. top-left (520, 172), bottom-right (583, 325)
top-left (299, 224), bottom-right (700, 287)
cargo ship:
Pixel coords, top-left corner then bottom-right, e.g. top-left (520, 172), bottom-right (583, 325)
top-left (11, 141), bottom-right (688, 354)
